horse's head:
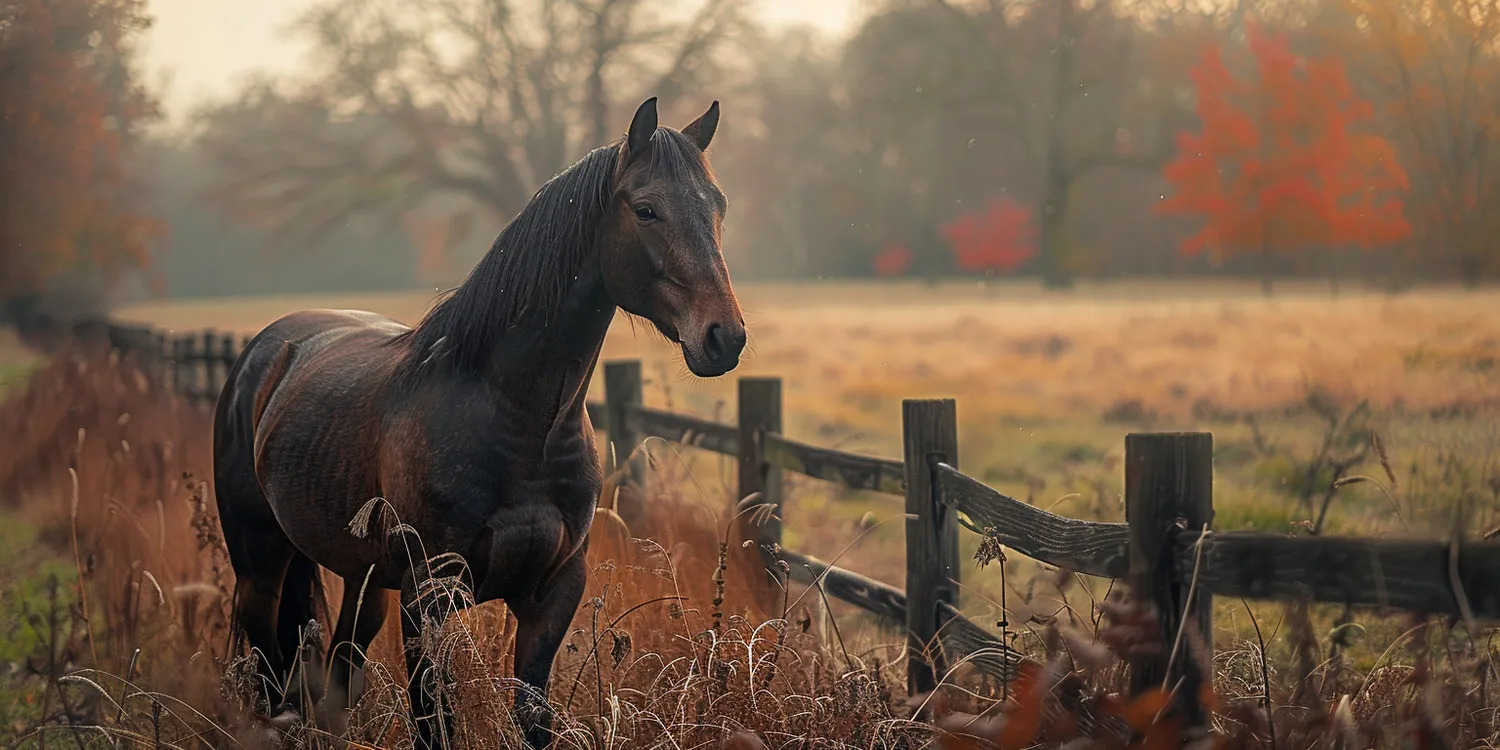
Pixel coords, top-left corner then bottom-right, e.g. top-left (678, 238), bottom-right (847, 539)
top-left (602, 97), bottom-right (745, 378)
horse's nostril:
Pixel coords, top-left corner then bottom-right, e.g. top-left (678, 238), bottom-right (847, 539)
top-left (704, 323), bottom-right (726, 359)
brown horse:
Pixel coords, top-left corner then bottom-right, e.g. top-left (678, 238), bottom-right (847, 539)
top-left (212, 97), bottom-right (744, 748)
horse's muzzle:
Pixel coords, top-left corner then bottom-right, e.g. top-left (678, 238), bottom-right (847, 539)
top-left (686, 320), bottom-right (745, 377)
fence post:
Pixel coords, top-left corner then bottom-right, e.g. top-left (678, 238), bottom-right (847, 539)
top-left (603, 361), bottom-right (645, 527)
top-left (153, 332), bottom-right (168, 381)
top-left (202, 330), bottom-right (219, 403)
top-left (176, 335), bottom-right (196, 400)
top-left (902, 398), bottom-right (959, 697)
top-left (738, 377), bottom-right (784, 603)
top-left (1124, 432), bottom-right (1214, 725)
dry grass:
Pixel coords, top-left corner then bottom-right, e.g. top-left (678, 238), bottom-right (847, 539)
top-left (0, 345), bottom-right (927, 748)
top-left (115, 280), bottom-right (1500, 436)
top-left (6, 280), bottom-right (1500, 747)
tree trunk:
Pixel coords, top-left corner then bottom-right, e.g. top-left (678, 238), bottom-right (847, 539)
top-left (1260, 246), bottom-right (1274, 297)
top-left (1038, 0), bottom-right (1078, 291)
top-left (1039, 194), bottom-right (1074, 290)
top-left (584, 8), bottom-right (611, 149)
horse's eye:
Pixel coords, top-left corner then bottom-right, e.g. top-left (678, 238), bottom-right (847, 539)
top-left (634, 205), bottom-right (658, 223)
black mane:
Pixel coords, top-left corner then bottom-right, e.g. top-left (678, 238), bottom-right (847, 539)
top-left (393, 128), bottom-right (708, 379)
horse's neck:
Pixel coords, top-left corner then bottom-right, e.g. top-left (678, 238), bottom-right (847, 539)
top-left (479, 262), bottom-right (615, 404)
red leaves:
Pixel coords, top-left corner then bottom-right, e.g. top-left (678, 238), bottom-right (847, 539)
top-left (931, 660), bottom-right (1049, 750)
top-left (942, 197), bottom-right (1037, 274)
top-left (874, 243), bottom-right (914, 276)
top-left (1158, 22), bottom-right (1411, 262)
top-left (932, 660), bottom-right (1204, 750)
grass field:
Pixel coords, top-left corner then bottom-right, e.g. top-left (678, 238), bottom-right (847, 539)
top-left (4, 278), bottom-right (1499, 746)
top-left (118, 280), bottom-right (1500, 653)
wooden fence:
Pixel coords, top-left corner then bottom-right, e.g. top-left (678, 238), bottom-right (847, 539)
top-left (105, 323), bottom-right (1500, 724)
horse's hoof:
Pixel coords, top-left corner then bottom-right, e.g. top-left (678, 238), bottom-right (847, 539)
top-left (313, 701), bottom-right (352, 738)
top-left (523, 727), bottom-right (553, 750)
top-left (520, 708), bottom-right (555, 749)
top-left (265, 707), bottom-right (302, 732)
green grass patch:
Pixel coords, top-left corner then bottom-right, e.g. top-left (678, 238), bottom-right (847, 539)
top-left (0, 510), bottom-right (89, 735)
top-left (0, 362), bottom-right (36, 399)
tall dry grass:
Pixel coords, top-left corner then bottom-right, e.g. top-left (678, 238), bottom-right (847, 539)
top-left (0, 345), bottom-right (923, 748)
top-left (3, 341), bottom-right (1500, 749)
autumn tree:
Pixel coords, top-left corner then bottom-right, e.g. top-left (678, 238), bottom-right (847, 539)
top-left (197, 0), bottom-right (749, 259)
top-left (1158, 23), bottom-right (1411, 295)
top-left (942, 196), bottom-right (1038, 277)
top-left (896, 0), bottom-right (1172, 289)
top-left (873, 244), bottom-right (914, 277)
top-left (0, 0), bottom-right (160, 318)
top-left (1325, 0), bottom-right (1500, 284)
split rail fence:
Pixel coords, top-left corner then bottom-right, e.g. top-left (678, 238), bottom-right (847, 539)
top-left (104, 322), bottom-right (1500, 724)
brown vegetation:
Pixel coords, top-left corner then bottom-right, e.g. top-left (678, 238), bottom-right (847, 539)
top-left (3, 325), bottom-right (1500, 748)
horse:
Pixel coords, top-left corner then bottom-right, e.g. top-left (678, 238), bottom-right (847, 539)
top-left (211, 97), bottom-right (745, 748)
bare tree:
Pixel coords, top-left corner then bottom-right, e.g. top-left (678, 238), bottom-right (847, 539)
top-left (196, 0), bottom-right (749, 253)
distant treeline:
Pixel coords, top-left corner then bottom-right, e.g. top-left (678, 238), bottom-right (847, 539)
top-left (8, 0), bottom-right (1491, 311)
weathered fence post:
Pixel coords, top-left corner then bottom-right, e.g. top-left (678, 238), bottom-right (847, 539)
top-left (202, 330), bottom-right (219, 403)
top-left (738, 377), bottom-right (784, 607)
top-left (603, 361), bottom-right (645, 526)
top-left (152, 332), bottom-right (168, 382)
top-left (1124, 432), bottom-right (1214, 724)
top-left (175, 335), bottom-right (197, 401)
top-left (902, 398), bottom-right (959, 696)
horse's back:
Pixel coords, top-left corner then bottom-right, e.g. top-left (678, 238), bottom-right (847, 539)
top-left (213, 309), bottom-right (413, 572)
top-left (219, 308), bottom-right (408, 430)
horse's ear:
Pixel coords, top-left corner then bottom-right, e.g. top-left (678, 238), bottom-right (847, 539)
top-left (627, 97), bottom-right (658, 159)
top-left (681, 100), bottom-right (720, 152)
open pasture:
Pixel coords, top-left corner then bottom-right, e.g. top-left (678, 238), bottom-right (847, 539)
top-left (117, 278), bottom-right (1500, 653)
top-left (3, 278), bottom-right (1499, 746)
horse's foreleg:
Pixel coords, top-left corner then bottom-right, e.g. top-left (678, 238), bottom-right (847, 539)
top-left (399, 569), bottom-right (465, 750)
top-left (510, 555), bottom-right (587, 749)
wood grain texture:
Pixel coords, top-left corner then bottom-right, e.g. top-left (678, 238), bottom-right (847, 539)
top-left (762, 432), bottom-right (905, 495)
top-left (1124, 432), bottom-right (1213, 724)
top-left (935, 601), bottom-right (1022, 679)
top-left (1185, 533), bottom-right (1500, 618)
top-left (604, 361), bottom-right (646, 526)
top-left (781, 549), bottom-right (1024, 682)
top-left (934, 463), bottom-right (1129, 578)
top-left (902, 398), bottom-right (960, 696)
top-left (781, 548), bottom-right (907, 625)
top-left (739, 377), bottom-right (785, 613)
top-left (622, 403), bottom-right (740, 455)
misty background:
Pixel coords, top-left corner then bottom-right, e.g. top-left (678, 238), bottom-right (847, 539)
top-left (10, 0), bottom-right (1495, 315)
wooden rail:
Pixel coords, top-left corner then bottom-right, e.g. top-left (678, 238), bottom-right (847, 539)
top-left (762, 432), bottom-right (905, 495)
top-left (933, 463), bottom-right (1129, 579)
top-left (104, 323), bottom-right (1500, 730)
top-left (1182, 533), bottom-right (1500, 618)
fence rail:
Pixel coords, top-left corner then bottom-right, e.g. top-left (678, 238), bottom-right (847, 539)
top-left (97, 321), bottom-right (1500, 727)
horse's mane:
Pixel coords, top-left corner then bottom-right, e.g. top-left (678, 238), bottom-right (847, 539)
top-left (392, 128), bottom-right (709, 380)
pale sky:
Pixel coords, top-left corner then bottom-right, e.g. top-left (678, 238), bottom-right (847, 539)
top-left (140, 0), bottom-right (858, 125)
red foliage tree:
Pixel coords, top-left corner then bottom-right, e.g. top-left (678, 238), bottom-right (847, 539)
top-left (1156, 24), bottom-right (1410, 294)
top-left (941, 197), bottom-right (1037, 276)
top-left (873, 243), bottom-right (914, 277)
top-left (0, 0), bottom-right (160, 309)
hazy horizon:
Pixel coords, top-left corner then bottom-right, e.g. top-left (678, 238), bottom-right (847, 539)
top-left (139, 0), bottom-right (858, 128)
